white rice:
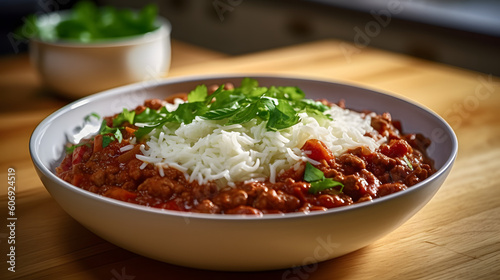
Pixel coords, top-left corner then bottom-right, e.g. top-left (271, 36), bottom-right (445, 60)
top-left (136, 101), bottom-right (384, 187)
top-left (119, 144), bottom-right (135, 152)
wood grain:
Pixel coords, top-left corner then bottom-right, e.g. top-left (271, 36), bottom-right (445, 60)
top-left (0, 39), bottom-right (499, 279)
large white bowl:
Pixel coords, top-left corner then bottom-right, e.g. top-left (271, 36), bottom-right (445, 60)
top-left (30, 75), bottom-right (457, 271)
top-left (29, 11), bottom-right (171, 99)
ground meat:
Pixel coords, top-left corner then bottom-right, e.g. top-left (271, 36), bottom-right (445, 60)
top-left (253, 189), bottom-right (301, 213)
top-left (56, 96), bottom-right (435, 215)
top-left (143, 98), bottom-right (166, 110)
top-left (337, 153), bottom-right (366, 174)
top-left (213, 188), bottom-right (249, 210)
top-left (137, 176), bottom-right (178, 200)
top-left (194, 199), bottom-right (221, 214)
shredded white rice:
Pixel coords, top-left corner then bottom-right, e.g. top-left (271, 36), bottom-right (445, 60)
top-left (135, 100), bottom-right (384, 187)
top-left (119, 144), bottom-right (135, 152)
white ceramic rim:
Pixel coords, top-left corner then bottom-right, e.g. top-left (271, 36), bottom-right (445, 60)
top-left (30, 10), bottom-right (171, 48)
top-left (30, 73), bottom-right (458, 222)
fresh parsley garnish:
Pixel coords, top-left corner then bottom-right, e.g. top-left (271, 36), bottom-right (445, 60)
top-left (113, 108), bottom-right (135, 127)
top-left (71, 78), bottom-right (335, 150)
top-left (304, 162), bottom-right (325, 182)
top-left (102, 135), bottom-right (114, 148)
top-left (99, 120), bottom-right (123, 148)
top-left (16, 1), bottom-right (159, 43)
top-left (403, 155), bottom-right (413, 170)
top-left (187, 84), bottom-right (209, 103)
top-left (134, 78), bottom-right (332, 139)
top-left (304, 162), bottom-right (344, 194)
top-left (65, 142), bottom-right (91, 153)
top-left (84, 112), bottom-right (100, 122)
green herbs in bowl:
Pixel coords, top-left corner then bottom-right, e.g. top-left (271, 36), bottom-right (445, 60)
top-left (23, 1), bottom-right (171, 98)
top-left (20, 1), bottom-right (159, 43)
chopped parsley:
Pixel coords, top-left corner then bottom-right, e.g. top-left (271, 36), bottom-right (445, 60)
top-left (99, 120), bottom-right (123, 148)
top-left (113, 108), bottom-right (135, 127)
top-left (65, 142), bottom-right (90, 153)
top-left (84, 112), bottom-right (100, 122)
top-left (304, 162), bottom-right (344, 194)
top-left (69, 78), bottom-right (335, 151)
top-left (16, 1), bottom-right (159, 43)
top-left (134, 78), bottom-right (332, 139)
top-left (403, 155), bottom-right (413, 170)
top-left (102, 135), bottom-right (114, 148)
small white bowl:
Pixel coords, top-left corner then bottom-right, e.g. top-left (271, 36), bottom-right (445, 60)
top-left (29, 11), bottom-right (171, 99)
top-left (30, 75), bottom-right (457, 271)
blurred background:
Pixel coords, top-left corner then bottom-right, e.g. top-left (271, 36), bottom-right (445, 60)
top-left (1, 0), bottom-right (499, 75)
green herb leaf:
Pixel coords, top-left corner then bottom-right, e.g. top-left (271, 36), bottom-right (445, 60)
top-left (299, 99), bottom-right (330, 112)
top-left (304, 162), bottom-right (344, 194)
top-left (309, 179), bottom-right (344, 194)
top-left (114, 128), bottom-right (123, 143)
top-left (188, 85), bottom-right (208, 103)
top-left (102, 135), bottom-right (114, 148)
top-left (266, 98), bottom-right (300, 131)
top-left (138, 4), bottom-right (158, 29)
top-left (240, 77), bottom-right (259, 89)
top-left (403, 155), bottom-right (413, 170)
top-left (202, 102), bottom-right (240, 120)
top-left (174, 102), bottom-right (205, 124)
top-left (98, 119), bottom-right (123, 144)
top-left (227, 101), bottom-right (261, 125)
top-left (17, 2), bottom-right (159, 42)
top-left (113, 108), bottom-right (135, 127)
top-left (84, 112), bottom-right (100, 122)
top-left (127, 78), bottom-right (335, 140)
top-left (205, 84), bottom-right (225, 105)
top-left (99, 120), bottom-right (115, 134)
top-left (65, 142), bottom-right (90, 154)
top-left (277, 86), bottom-right (305, 101)
top-left (65, 145), bottom-right (76, 154)
top-left (135, 125), bottom-right (157, 140)
top-left (208, 90), bottom-right (245, 111)
top-left (304, 162), bottom-right (325, 182)
top-left (135, 107), bottom-right (162, 123)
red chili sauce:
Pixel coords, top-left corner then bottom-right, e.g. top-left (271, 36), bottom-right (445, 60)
top-left (56, 96), bottom-right (435, 215)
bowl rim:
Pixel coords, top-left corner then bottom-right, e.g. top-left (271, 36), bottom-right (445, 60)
top-left (29, 10), bottom-right (171, 48)
top-left (30, 73), bottom-right (458, 221)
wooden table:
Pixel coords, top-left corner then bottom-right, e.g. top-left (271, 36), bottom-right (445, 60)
top-left (1, 39), bottom-right (499, 279)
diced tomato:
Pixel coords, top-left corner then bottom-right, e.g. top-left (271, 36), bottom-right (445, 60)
top-left (117, 145), bottom-right (142, 163)
top-left (301, 139), bottom-right (334, 162)
top-left (317, 194), bottom-right (337, 208)
top-left (157, 199), bottom-right (184, 211)
top-left (124, 127), bottom-right (137, 138)
top-left (381, 139), bottom-right (413, 158)
top-left (72, 145), bottom-right (88, 165)
top-left (58, 155), bottom-right (73, 172)
top-left (93, 134), bottom-right (103, 153)
top-left (292, 185), bottom-right (308, 203)
top-left (103, 187), bottom-right (138, 201)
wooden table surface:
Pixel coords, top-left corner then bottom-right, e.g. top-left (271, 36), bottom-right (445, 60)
top-left (1, 39), bottom-right (499, 279)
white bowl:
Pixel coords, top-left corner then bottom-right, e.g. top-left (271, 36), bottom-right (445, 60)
top-left (30, 75), bottom-right (457, 271)
top-left (29, 11), bottom-right (171, 99)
